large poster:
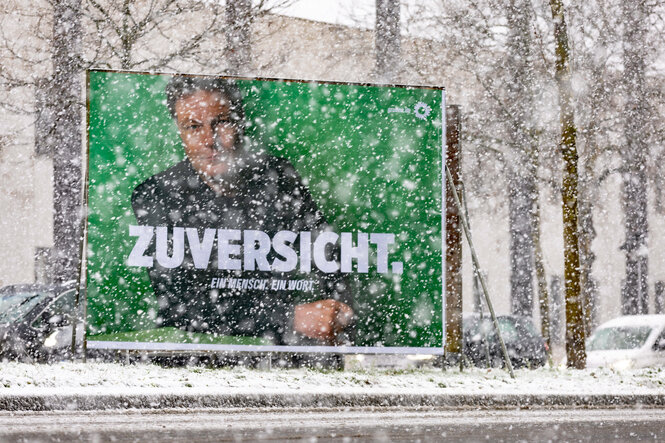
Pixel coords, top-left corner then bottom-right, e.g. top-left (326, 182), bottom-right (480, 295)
top-left (86, 70), bottom-right (445, 353)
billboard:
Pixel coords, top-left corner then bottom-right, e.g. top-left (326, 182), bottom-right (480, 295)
top-left (85, 70), bottom-right (445, 354)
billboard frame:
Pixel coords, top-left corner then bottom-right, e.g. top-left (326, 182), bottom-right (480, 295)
top-left (81, 68), bottom-right (447, 356)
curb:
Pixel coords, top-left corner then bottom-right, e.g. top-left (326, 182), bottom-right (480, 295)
top-left (1, 393), bottom-right (664, 411)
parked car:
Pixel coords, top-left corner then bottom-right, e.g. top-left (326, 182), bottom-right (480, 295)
top-left (463, 314), bottom-right (548, 369)
top-left (0, 283), bottom-right (82, 361)
top-left (586, 315), bottom-right (665, 369)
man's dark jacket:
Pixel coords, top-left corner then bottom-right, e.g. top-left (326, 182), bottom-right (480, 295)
top-left (131, 153), bottom-right (351, 343)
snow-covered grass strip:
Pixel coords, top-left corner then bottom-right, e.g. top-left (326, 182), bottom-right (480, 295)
top-left (1, 362), bottom-right (665, 398)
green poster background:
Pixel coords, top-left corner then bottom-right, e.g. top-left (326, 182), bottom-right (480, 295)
top-left (86, 70), bottom-right (444, 349)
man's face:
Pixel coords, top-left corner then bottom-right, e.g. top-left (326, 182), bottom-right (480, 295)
top-left (174, 90), bottom-right (239, 179)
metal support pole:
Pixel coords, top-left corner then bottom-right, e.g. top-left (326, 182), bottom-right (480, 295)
top-left (71, 73), bottom-right (91, 364)
top-left (445, 164), bottom-right (515, 378)
top-left (444, 105), bottom-right (463, 368)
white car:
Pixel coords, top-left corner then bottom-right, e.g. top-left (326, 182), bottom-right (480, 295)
top-left (586, 315), bottom-right (665, 369)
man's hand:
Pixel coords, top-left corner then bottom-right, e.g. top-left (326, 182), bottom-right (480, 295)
top-left (293, 300), bottom-right (354, 342)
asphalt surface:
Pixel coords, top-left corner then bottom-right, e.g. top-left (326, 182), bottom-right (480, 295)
top-left (1, 408), bottom-right (664, 442)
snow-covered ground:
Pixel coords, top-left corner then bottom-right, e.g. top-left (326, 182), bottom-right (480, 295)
top-left (2, 360), bottom-right (665, 398)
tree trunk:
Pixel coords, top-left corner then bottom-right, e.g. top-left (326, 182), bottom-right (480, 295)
top-left (506, 0), bottom-right (536, 318)
top-left (508, 169), bottom-right (536, 317)
top-left (579, 170), bottom-right (598, 336)
top-left (532, 194), bottom-right (551, 350)
top-left (621, 0), bottom-right (649, 315)
top-left (225, 0), bottom-right (251, 75)
top-left (120, 0), bottom-right (133, 69)
top-left (51, 0), bottom-right (83, 285)
top-left (375, 0), bottom-right (401, 83)
top-left (550, 275), bottom-right (564, 344)
top-left (549, 0), bottom-right (585, 369)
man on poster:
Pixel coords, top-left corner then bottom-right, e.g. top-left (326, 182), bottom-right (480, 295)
top-left (131, 76), bottom-right (353, 345)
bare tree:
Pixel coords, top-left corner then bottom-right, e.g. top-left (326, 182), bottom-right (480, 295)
top-left (375, 0), bottom-right (401, 83)
top-left (505, 0), bottom-right (538, 318)
top-left (568, 0), bottom-right (624, 333)
top-left (225, 0), bottom-right (251, 75)
top-left (621, 0), bottom-right (650, 315)
top-left (50, 0), bottom-right (83, 285)
top-left (83, 0), bottom-right (226, 71)
top-left (548, 0), bottom-right (585, 368)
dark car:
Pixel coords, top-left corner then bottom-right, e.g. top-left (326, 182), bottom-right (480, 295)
top-left (0, 283), bottom-right (82, 361)
top-left (463, 314), bottom-right (548, 369)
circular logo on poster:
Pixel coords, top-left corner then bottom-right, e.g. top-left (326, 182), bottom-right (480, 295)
top-left (413, 102), bottom-right (432, 120)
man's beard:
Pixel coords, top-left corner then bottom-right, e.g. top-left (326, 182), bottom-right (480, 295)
top-left (203, 139), bottom-right (250, 194)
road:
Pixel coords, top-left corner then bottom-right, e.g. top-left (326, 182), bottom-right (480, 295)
top-left (1, 408), bottom-right (664, 442)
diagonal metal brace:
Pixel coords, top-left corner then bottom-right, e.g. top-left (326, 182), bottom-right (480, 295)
top-left (445, 164), bottom-right (515, 378)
